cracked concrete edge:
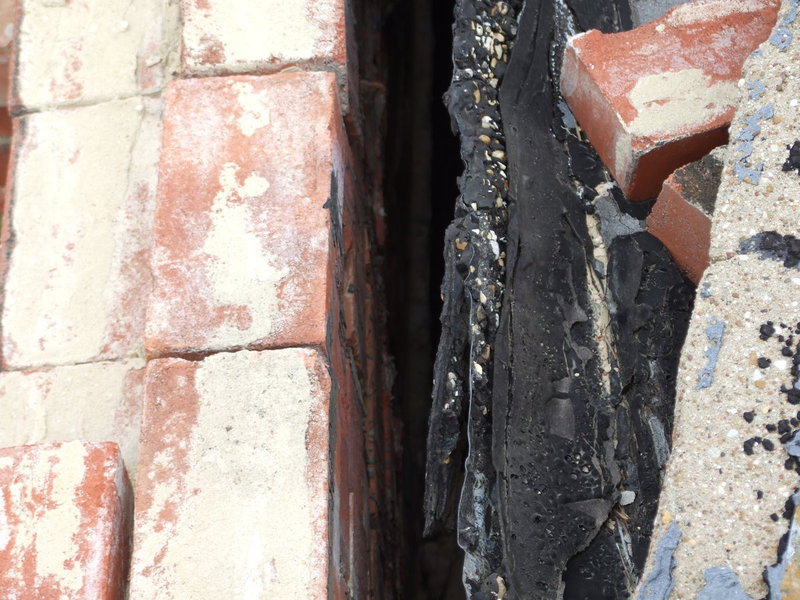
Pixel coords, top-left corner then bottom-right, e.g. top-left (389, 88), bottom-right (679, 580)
top-left (638, 1), bottom-right (800, 598)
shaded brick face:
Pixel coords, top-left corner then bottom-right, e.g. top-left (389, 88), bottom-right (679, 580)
top-left (145, 73), bottom-right (343, 358)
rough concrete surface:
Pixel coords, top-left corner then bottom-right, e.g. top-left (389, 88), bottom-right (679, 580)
top-left (640, 4), bottom-right (800, 596)
top-left (642, 257), bottom-right (800, 598)
top-left (710, 0), bottom-right (800, 259)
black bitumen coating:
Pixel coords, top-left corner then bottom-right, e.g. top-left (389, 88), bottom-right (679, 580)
top-left (740, 232), bottom-right (800, 269)
top-left (783, 141), bottom-right (800, 176)
top-left (425, 1), bottom-right (700, 597)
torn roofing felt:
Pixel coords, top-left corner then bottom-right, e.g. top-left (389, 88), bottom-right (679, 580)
top-left (424, 0), bottom-right (695, 598)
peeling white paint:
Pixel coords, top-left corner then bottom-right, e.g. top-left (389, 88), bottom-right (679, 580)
top-left (626, 69), bottom-right (739, 138)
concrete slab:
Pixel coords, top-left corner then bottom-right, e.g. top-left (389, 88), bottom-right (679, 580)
top-left (710, 0), bottom-right (800, 260)
top-left (640, 256), bottom-right (800, 598)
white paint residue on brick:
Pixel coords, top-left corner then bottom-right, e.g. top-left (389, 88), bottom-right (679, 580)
top-left (17, 0), bottom-right (179, 109)
top-left (28, 442), bottom-right (87, 594)
top-left (131, 350), bottom-right (324, 599)
top-left (182, 0), bottom-right (336, 72)
top-left (0, 361), bottom-right (145, 477)
top-left (232, 82), bottom-right (271, 136)
top-left (626, 68), bottom-right (739, 137)
top-left (3, 99), bottom-right (158, 368)
top-left (202, 163), bottom-right (287, 348)
top-left (667, 0), bottom-right (770, 27)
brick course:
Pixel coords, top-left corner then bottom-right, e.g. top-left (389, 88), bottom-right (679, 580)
top-left (1, 98), bottom-right (162, 368)
top-left (129, 349), bottom-right (330, 599)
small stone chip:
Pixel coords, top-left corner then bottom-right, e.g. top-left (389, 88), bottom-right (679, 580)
top-left (743, 411), bottom-right (756, 423)
top-left (758, 357), bottom-right (772, 369)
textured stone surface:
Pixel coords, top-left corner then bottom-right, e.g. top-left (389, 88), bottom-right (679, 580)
top-left (180, 0), bottom-right (345, 77)
top-left (0, 359), bottom-right (145, 476)
top-left (709, 1), bottom-right (800, 260)
top-left (129, 349), bottom-right (330, 599)
top-left (647, 150), bottom-right (723, 284)
top-left (12, 0), bottom-right (179, 111)
top-left (640, 256), bottom-right (800, 599)
top-left (561, 0), bottom-right (780, 201)
top-left (146, 73), bottom-right (344, 357)
top-left (0, 441), bottom-right (133, 599)
top-left (1, 98), bottom-right (162, 369)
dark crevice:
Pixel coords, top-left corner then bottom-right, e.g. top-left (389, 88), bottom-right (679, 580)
top-left (378, 0), bottom-right (464, 597)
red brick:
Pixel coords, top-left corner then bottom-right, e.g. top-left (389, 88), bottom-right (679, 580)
top-left (0, 441), bottom-right (132, 600)
top-left (11, 0), bottom-right (178, 112)
top-left (146, 73), bottom-right (347, 357)
top-left (129, 349), bottom-right (331, 599)
top-left (1, 99), bottom-right (162, 368)
top-left (180, 0), bottom-right (345, 76)
top-left (0, 359), bottom-right (146, 476)
top-left (561, 0), bottom-right (779, 201)
top-left (647, 151), bottom-right (723, 284)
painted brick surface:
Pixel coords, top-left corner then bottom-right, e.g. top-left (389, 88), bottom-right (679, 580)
top-left (561, 0), bottom-right (779, 201)
top-left (0, 0), bottom-right (11, 107)
top-left (0, 359), bottom-right (145, 476)
top-left (180, 0), bottom-right (345, 77)
top-left (12, 0), bottom-right (179, 112)
top-left (146, 73), bottom-right (346, 357)
top-left (129, 349), bottom-right (330, 599)
top-left (647, 150), bottom-right (722, 284)
top-left (0, 441), bottom-right (133, 600)
top-left (2, 98), bottom-right (162, 369)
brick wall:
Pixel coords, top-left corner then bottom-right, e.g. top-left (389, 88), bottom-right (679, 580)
top-left (0, 1), bottom-right (398, 598)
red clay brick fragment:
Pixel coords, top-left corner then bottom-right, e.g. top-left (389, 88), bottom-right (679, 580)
top-left (0, 441), bottom-right (133, 600)
top-left (561, 0), bottom-right (779, 201)
top-left (647, 150), bottom-right (723, 284)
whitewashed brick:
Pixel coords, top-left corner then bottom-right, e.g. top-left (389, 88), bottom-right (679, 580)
top-left (13, 0), bottom-right (179, 111)
top-left (129, 349), bottom-right (330, 600)
top-left (2, 98), bottom-right (161, 368)
top-left (0, 359), bottom-right (145, 476)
